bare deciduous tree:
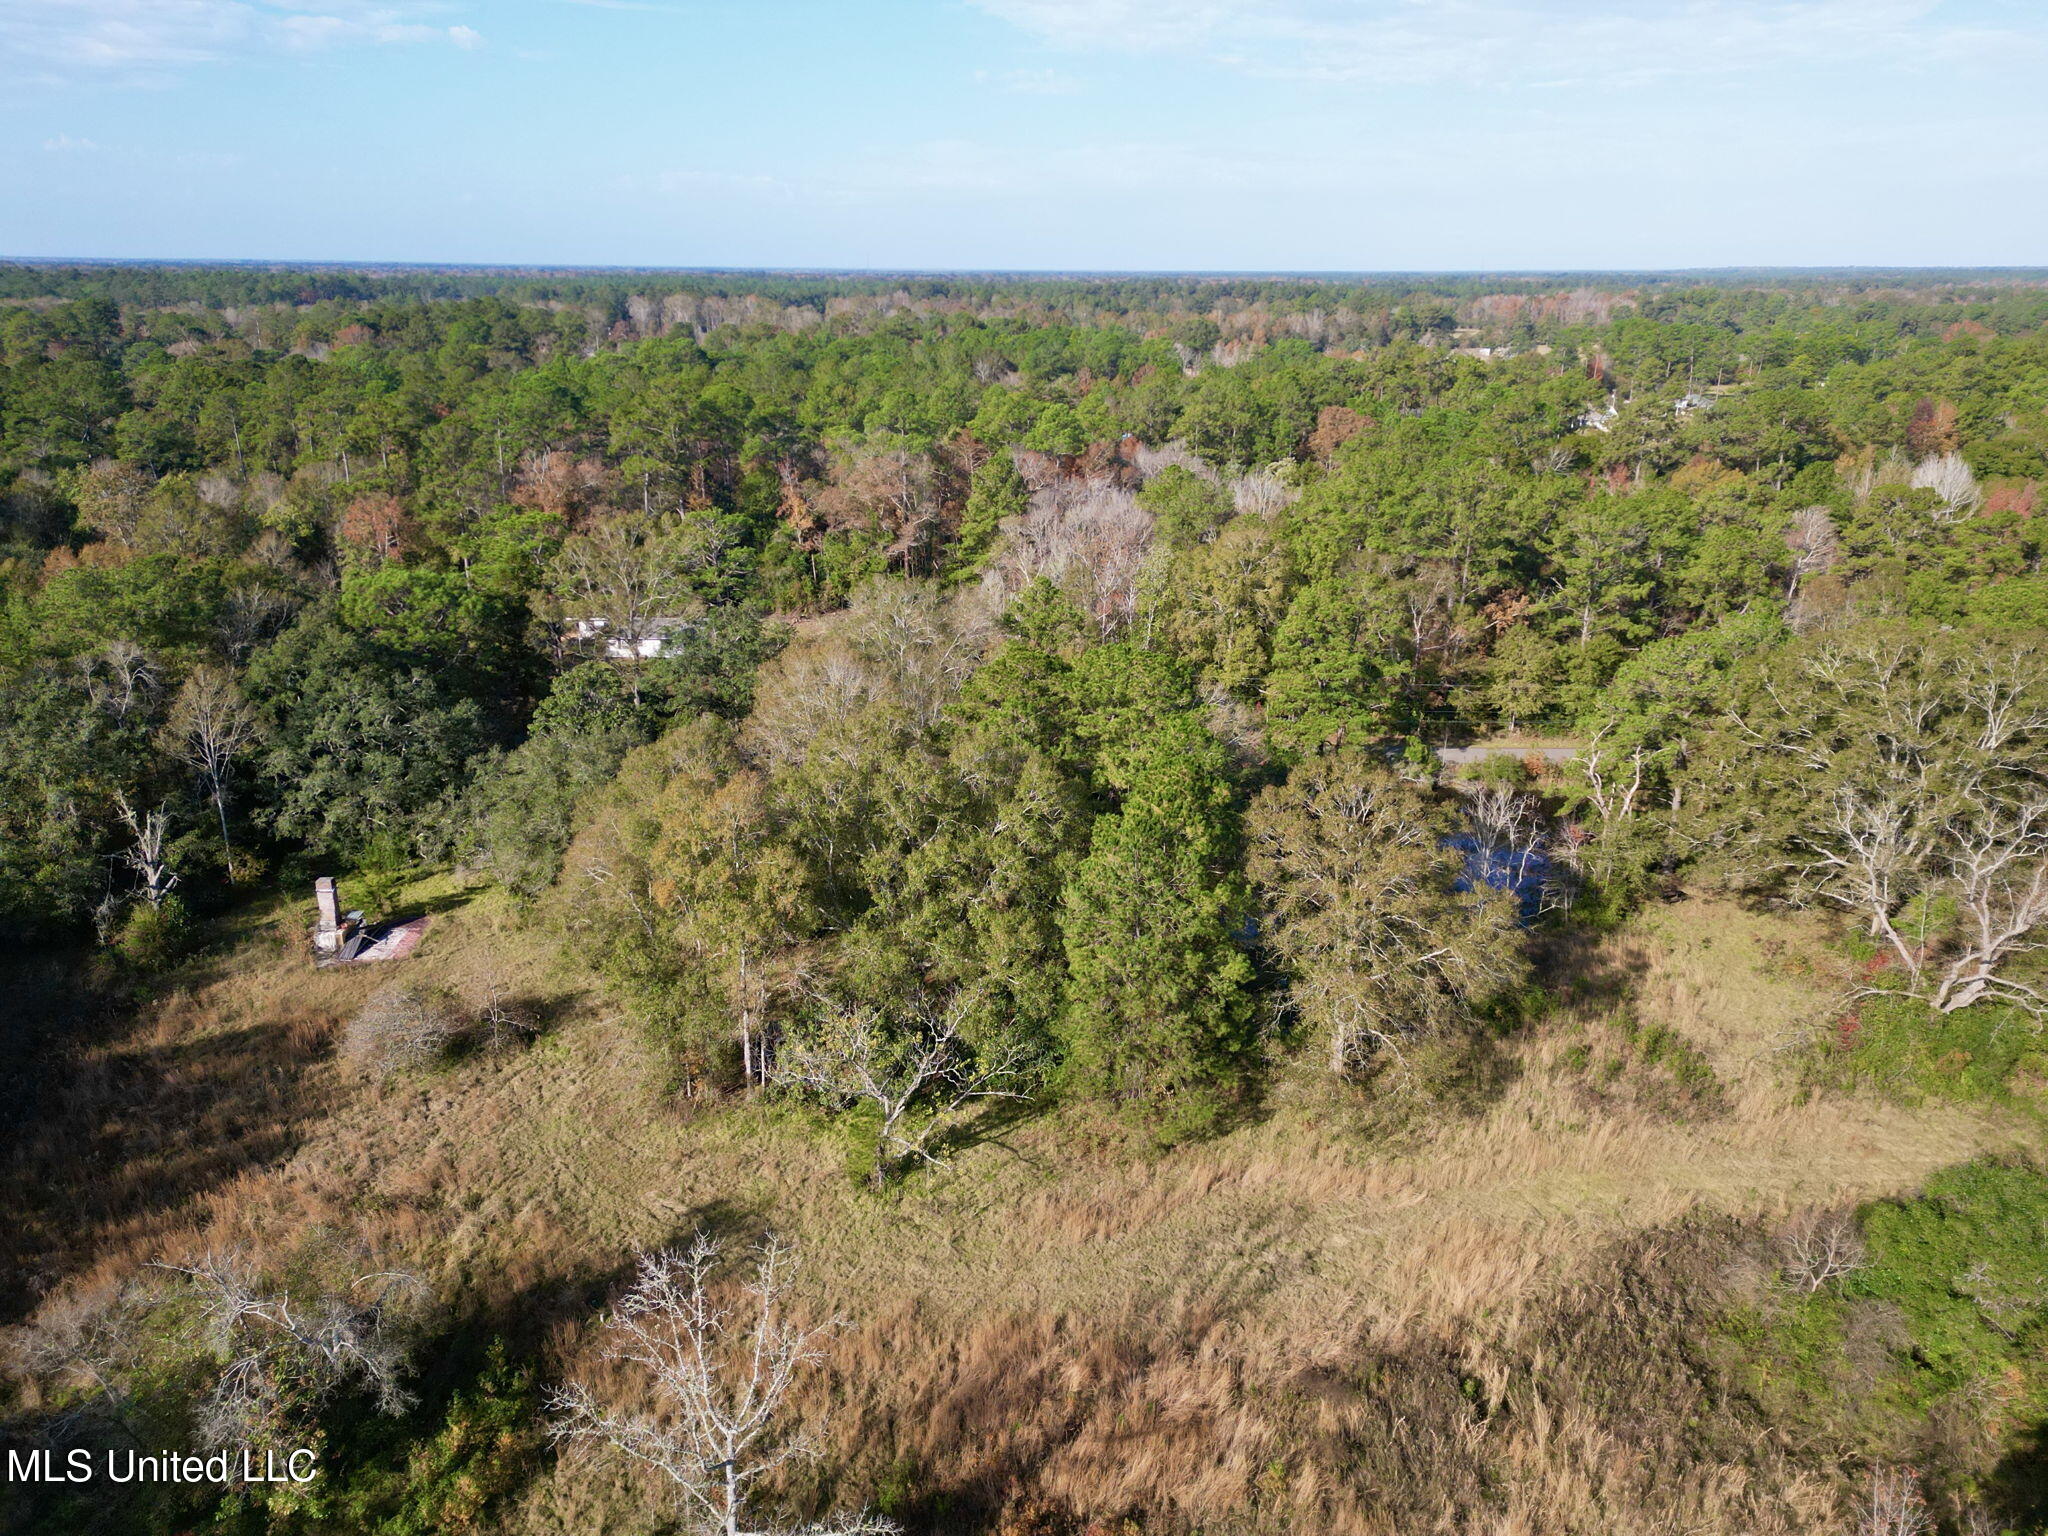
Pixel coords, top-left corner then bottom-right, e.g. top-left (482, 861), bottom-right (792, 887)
top-left (82, 640), bottom-right (160, 721)
top-left (217, 576), bottom-right (299, 661)
top-left (344, 984), bottom-right (463, 1075)
top-left (111, 792), bottom-right (178, 907)
top-left (549, 512), bottom-right (727, 702)
top-left (1929, 792), bottom-right (2048, 1013)
top-left (982, 473), bottom-right (1155, 637)
top-left (548, 1233), bottom-right (895, 1536)
top-left (1783, 504), bottom-right (1842, 601)
top-left (1467, 783), bottom-right (1574, 919)
top-left (1702, 628), bottom-right (2048, 1017)
top-left (1229, 466), bottom-right (1296, 518)
top-left (771, 992), bottom-right (1025, 1183)
top-left (69, 459), bottom-right (152, 545)
top-left (1248, 757), bottom-right (1528, 1077)
top-left (5, 1283), bottom-right (147, 1445)
top-left (163, 665), bottom-right (261, 852)
top-left (1778, 1207), bottom-right (1868, 1293)
top-left (1858, 1465), bottom-right (1933, 1536)
top-left (743, 582), bottom-right (993, 768)
top-left (814, 444), bottom-right (945, 574)
top-left (1579, 719), bottom-right (1650, 826)
top-left (154, 1250), bottom-right (425, 1451)
top-left (1909, 452), bottom-right (1982, 522)
top-left (475, 973), bottom-right (539, 1054)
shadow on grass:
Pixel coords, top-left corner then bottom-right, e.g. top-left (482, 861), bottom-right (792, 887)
top-left (1989, 1416), bottom-right (2048, 1533)
top-left (918, 1092), bottom-right (1059, 1178)
top-left (2, 1195), bottom-right (783, 1536)
top-left (386, 884), bottom-right (482, 924)
top-left (0, 952), bottom-right (338, 1325)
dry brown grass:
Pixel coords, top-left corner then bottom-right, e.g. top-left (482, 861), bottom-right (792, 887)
top-left (5, 889), bottom-right (2031, 1533)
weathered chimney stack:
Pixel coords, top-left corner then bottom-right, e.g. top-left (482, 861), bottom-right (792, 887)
top-left (314, 877), bottom-right (341, 955)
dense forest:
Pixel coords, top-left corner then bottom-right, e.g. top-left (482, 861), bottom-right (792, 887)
top-left (4, 264), bottom-right (2048, 1536)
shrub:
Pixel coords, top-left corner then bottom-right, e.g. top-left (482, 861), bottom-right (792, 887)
top-left (1848, 1159), bottom-right (2048, 1400)
top-left (345, 984), bottom-right (463, 1075)
top-left (474, 980), bottom-right (540, 1054)
top-left (1832, 991), bottom-right (2047, 1103)
top-left (1470, 752), bottom-right (1532, 788)
top-left (352, 831), bottom-right (412, 923)
top-left (113, 895), bottom-right (192, 970)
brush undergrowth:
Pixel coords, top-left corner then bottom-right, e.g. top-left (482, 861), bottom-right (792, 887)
top-left (1726, 1159), bottom-right (2048, 1530)
top-left (7, 891), bottom-right (2045, 1535)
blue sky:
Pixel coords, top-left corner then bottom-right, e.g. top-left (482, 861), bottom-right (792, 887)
top-left (2, 0), bottom-right (2045, 270)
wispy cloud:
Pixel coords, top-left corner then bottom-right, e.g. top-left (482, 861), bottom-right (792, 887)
top-left (2, 0), bottom-right (483, 82)
top-left (969, 0), bottom-right (2041, 89)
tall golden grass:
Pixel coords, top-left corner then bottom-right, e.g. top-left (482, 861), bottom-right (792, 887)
top-left (3, 889), bottom-right (2030, 1532)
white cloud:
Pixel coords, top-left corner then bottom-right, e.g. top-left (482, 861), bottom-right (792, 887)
top-left (43, 131), bottom-right (102, 149)
top-left (2, 0), bottom-right (483, 81)
top-left (969, 0), bottom-right (2040, 89)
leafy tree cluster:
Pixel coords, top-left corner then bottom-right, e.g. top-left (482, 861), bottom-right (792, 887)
top-left (1, 265), bottom-right (2043, 1116)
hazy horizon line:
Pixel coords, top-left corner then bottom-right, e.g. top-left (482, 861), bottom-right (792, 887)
top-left (10, 256), bottom-right (2048, 283)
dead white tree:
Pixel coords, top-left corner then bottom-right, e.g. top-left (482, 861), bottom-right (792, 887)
top-left (1858, 1465), bottom-right (1933, 1536)
top-left (154, 1251), bottom-right (425, 1450)
top-left (1778, 1208), bottom-right (1868, 1293)
top-left (548, 1234), bottom-right (896, 1536)
top-left (111, 793), bottom-right (178, 907)
top-left (163, 665), bottom-right (262, 852)
top-left (1783, 504), bottom-right (1842, 601)
top-left (771, 992), bottom-right (1025, 1183)
top-left (1910, 452), bottom-right (1982, 522)
top-left (344, 984), bottom-right (463, 1075)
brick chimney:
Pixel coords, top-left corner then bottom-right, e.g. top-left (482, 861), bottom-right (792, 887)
top-left (314, 877), bottom-right (341, 955)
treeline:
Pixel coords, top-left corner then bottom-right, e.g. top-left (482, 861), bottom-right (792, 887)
top-left (5, 268), bottom-right (2048, 1536)
top-left (1, 268), bottom-right (2046, 1113)
top-left (15, 261), bottom-right (2048, 356)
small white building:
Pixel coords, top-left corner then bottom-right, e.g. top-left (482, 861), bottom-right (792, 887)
top-left (567, 616), bottom-right (697, 660)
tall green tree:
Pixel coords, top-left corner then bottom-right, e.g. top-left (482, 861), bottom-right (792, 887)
top-left (1057, 644), bottom-right (1256, 1117)
top-left (1247, 752), bottom-right (1524, 1076)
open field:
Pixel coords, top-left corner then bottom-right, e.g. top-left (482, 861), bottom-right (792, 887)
top-left (4, 888), bottom-right (2038, 1534)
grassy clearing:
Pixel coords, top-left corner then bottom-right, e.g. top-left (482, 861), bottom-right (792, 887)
top-left (4, 890), bottom-right (2039, 1533)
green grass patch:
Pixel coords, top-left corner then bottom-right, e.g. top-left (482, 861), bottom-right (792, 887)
top-left (1552, 1008), bottom-right (1725, 1118)
top-left (1726, 1159), bottom-right (2048, 1526)
top-left (1833, 992), bottom-right (2048, 1105)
